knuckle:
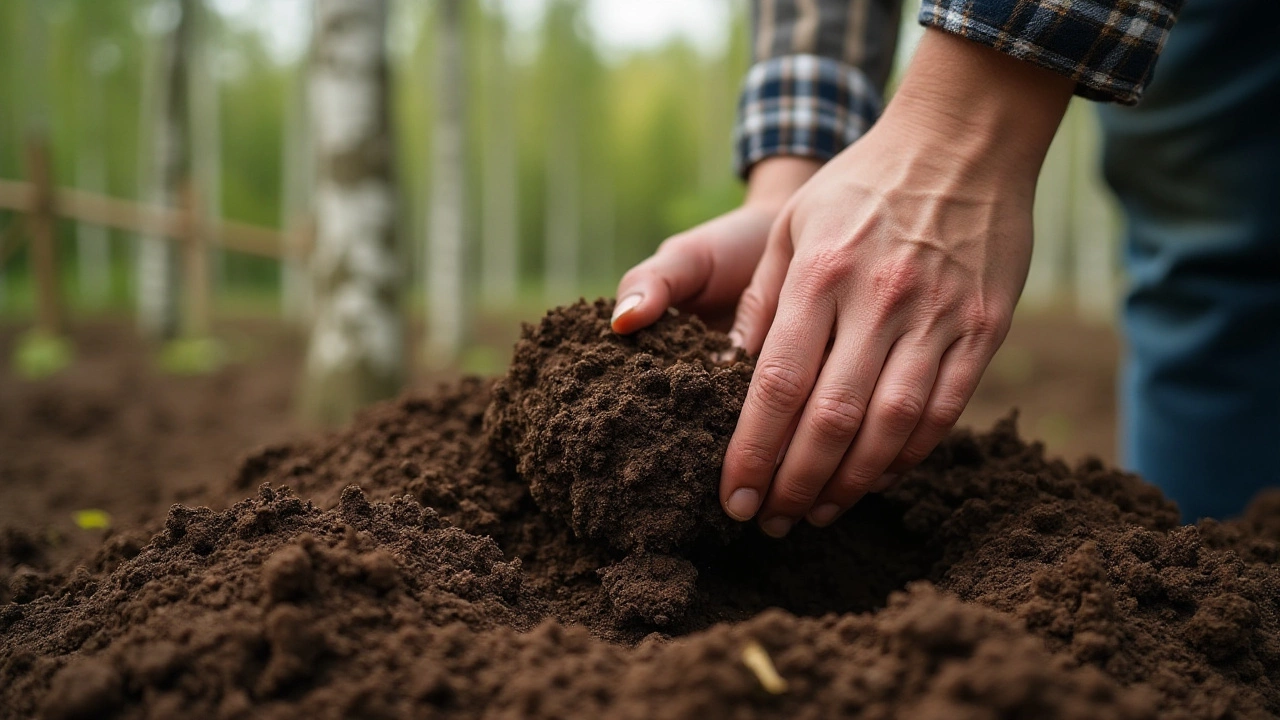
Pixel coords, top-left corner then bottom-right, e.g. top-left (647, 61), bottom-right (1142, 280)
top-left (735, 287), bottom-right (766, 321)
top-left (896, 443), bottom-right (933, 468)
top-left (835, 463), bottom-right (880, 495)
top-left (771, 478), bottom-right (822, 510)
top-left (753, 360), bottom-right (810, 412)
top-left (807, 395), bottom-right (866, 443)
top-left (730, 438), bottom-right (777, 476)
top-left (876, 391), bottom-right (926, 434)
top-left (870, 262), bottom-right (921, 312)
top-left (960, 303), bottom-right (1008, 340)
top-left (800, 249), bottom-right (850, 293)
top-left (923, 394), bottom-right (966, 432)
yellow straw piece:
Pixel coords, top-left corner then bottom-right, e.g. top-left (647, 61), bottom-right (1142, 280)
top-left (741, 640), bottom-right (788, 694)
top-left (72, 509), bottom-right (112, 530)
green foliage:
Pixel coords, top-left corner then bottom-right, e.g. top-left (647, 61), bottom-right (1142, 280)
top-left (158, 336), bottom-right (224, 375)
top-left (1, 0), bottom-right (753, 315)
top-left (12, 329), bottom-right (74, 379)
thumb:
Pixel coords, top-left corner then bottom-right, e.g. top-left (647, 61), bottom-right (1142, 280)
top-left (612, 238), bottom-right (711, 335)
top-left (727, 216), bottom-right (791, 355)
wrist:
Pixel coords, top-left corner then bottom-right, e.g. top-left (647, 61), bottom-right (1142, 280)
top-left (879, 29), bottom-right (1072, 184)
top-left (744, 156), bottom-right (822, 213)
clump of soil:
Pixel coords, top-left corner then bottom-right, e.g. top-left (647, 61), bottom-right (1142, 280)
top-left (3, 301), bottom-right (1280, 719)
top-left (485, 299), bottom-right (750, 554)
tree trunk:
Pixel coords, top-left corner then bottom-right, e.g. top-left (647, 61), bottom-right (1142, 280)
top-left (301, 0), bottom-right (404, 427)
top-left (137, 0), bottom-right (193, 341)
top-left (480, 10), bottom-right (518, 307)
top-left (425, 0), bottom-right (467, 363)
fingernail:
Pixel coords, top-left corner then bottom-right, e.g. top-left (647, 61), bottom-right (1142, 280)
top-left (612, 294), bottom-right (643, 323)
top-left (727, 329), bottom-right (745, 349)
top-left (725, 488), bottom-right (759, 521)
top-left (808, 503), bottom-right (841, 527)
top-left (760, 517), bottom-right (793, 539)
top-left (871, 474), bottom-right (899, 493)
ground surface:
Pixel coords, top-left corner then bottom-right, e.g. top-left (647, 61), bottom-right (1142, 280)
top-left (0, 309), bottom-right (1119, 572)
top-left (9, 307), bottom-right (1266, 720)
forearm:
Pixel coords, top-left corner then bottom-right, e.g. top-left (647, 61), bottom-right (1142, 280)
top-left (878, 29), bottom-right (1073, 186)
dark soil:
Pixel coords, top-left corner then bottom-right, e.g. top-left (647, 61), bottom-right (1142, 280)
top-left (2, 301), bottom-right (1278, 719)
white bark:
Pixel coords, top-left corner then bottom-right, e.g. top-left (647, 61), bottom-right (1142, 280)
top-left (136, 0), bottom-right (193, 340)
top-left (480, 11), bottom-right (518, 306)
top-left (425, 0), bottom-right (467, 361)
top-left (302, 0), bottom-right (403, 426)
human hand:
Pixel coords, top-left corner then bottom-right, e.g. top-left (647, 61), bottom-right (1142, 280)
top-left (719, 30), bottom-right (1074, 536)
top-left (611, 157), bottom-right (821, 334)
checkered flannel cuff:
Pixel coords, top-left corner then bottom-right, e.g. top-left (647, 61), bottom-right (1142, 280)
top-left (733, 55), bottom-right (883, 179)
top-left (919, 0), bottom-right (1183, 105)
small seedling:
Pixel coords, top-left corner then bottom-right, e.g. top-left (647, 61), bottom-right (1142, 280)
top-left (158, 337), bottom-right (225, 375)
top-left (72, 509), bottom-right (112, 531)
top-left (13, 330), bottom-right (74, 380)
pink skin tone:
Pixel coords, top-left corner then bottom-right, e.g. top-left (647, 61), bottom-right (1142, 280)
top-left (613, 30), bottom-right (1073, 537)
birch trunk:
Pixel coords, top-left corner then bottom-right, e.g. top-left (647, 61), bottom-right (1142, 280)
top-left (301, 0), bottom-right (404, 426)
top-left (425, 0), bottom-right (466, 362)
top-left (136, 0), bottom-right (193, 340)
top-left (480, 11), bottom-right (518, 306)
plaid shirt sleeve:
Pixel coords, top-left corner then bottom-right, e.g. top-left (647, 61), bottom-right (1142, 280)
top-left (919, 0), bottom-right (1184, 105)
top-left (734, 0), bottom-right (1184, 178)
top-left (734, 0), bottom-right (904, 178)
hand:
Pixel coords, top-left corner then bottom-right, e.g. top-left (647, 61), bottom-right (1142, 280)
top-left (611, 157), bottom-right (820, 334)
top-left (719, 30), bottom-right (1074, 537)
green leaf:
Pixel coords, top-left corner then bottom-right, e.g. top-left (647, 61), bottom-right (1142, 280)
top-left (72, 509), bottom-right (112, 530)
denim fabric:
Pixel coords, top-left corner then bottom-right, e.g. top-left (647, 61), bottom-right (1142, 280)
top-left (1100, 0), bottom-right (1280, 520)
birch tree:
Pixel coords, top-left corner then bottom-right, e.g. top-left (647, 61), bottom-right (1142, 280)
top-left (136, 0), bottom-right (192, 340)
top-left (425, 0), bottom-right (466, 362)
top-left (301, 0), bottom-right (404, 426)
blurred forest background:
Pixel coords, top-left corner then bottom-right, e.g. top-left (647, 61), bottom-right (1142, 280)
top-left (0, 0), bottom-right (1122, 427)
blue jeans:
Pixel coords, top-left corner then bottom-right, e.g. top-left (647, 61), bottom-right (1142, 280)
top-left (1099, 0), bottom-right (1280, 521)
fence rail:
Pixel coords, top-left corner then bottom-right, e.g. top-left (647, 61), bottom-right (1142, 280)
top-left (0, 178), bottom-right (285, 260)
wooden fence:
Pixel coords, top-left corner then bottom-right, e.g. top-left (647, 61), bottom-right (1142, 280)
top-left (0, 138), bottom-right (298, 337)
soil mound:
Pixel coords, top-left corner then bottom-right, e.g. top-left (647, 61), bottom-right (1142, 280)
top-left (3, 301), bottom-right (1279, 719)
top-left (485, 298), bottom-right (749, 554)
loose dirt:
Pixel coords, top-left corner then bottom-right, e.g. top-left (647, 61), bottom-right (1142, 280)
top-left (2, 300), bottom-right (1277, 719)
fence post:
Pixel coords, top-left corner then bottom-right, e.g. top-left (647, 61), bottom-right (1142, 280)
top-left (24, 137), bottom-right (64, 336)
top-left (182, 180), bottom-right (211, 338)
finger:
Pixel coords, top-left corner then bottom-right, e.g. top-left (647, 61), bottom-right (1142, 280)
top-left (726, 211), bottom-right (793, 354)
top-left (720, 279), bottom-right (834, 530)
top-left (887, 335), bottom-right (992, 473)
top-left (806, 340), bottom-right (939, 526)
top-left (612, 237), bottom-right (712, 334)
top-left (759, 322), bottom-right (891, 525)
